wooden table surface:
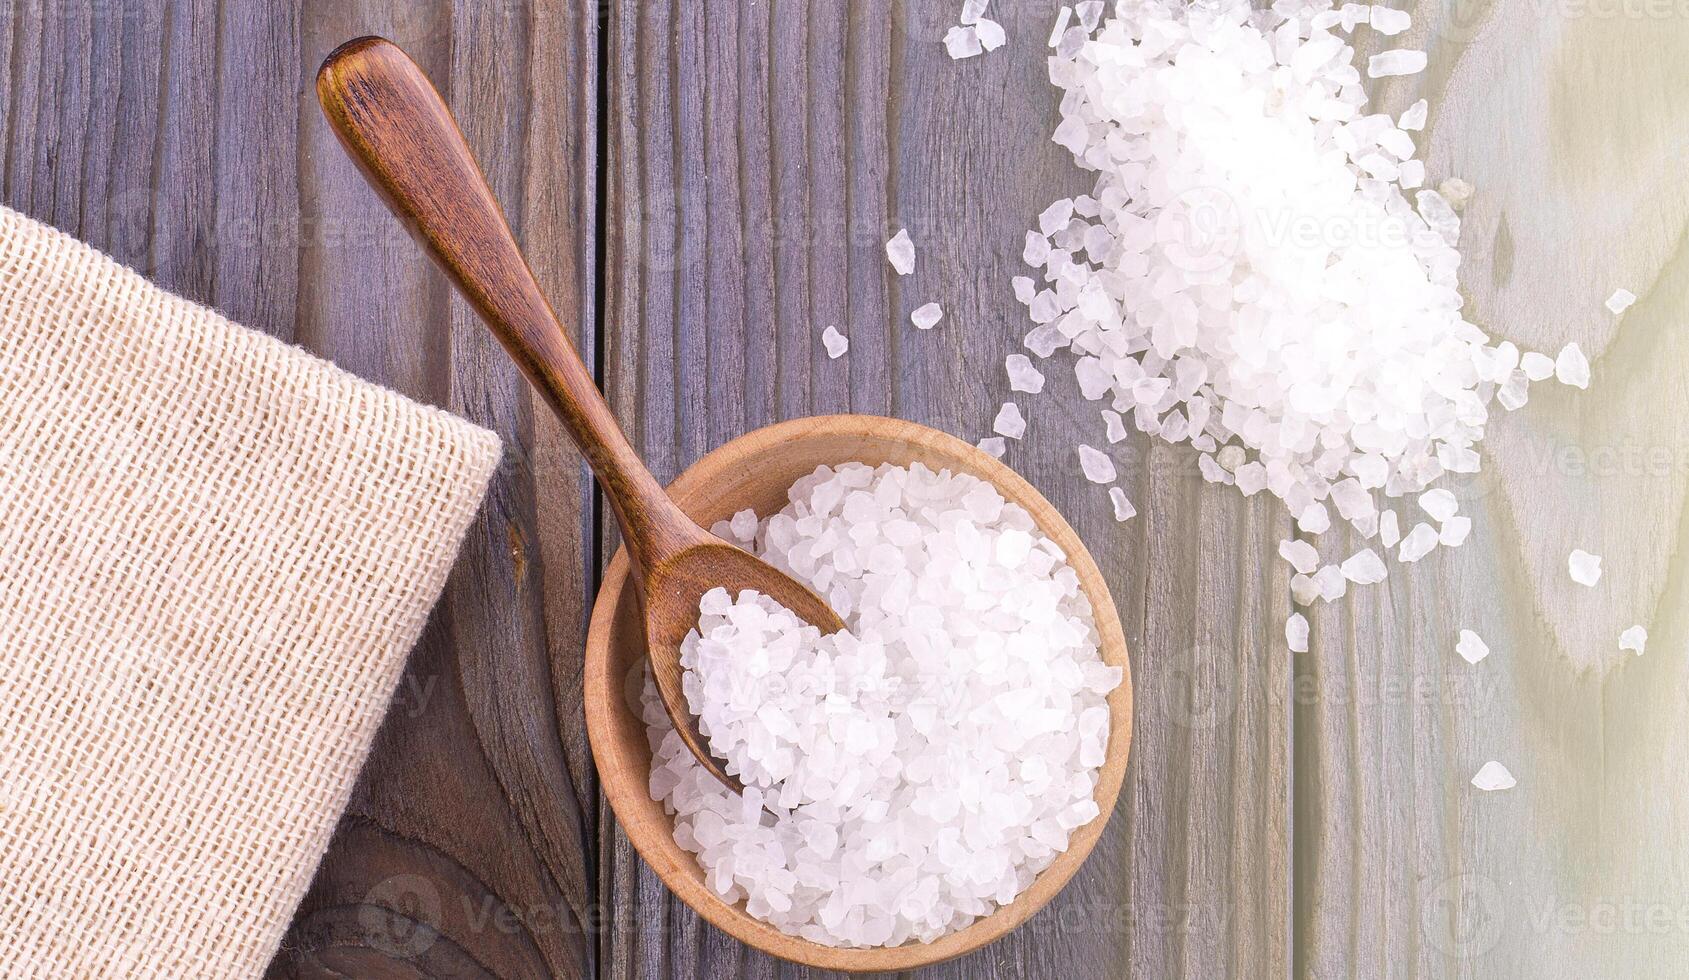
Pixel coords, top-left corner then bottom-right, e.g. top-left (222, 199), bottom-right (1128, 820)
top-left (6, 1), bottom-right (1685, 977)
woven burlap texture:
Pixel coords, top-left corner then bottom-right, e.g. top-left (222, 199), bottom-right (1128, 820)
top-left (0, 205), bottom-right (502, 977)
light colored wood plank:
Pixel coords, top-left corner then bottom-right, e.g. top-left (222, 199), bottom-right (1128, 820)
top-left (1297, 4), bottom-right (1689, 977)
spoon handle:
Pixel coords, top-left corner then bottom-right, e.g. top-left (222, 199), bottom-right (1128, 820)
top-left (316, 36), bottom-right (701, 575)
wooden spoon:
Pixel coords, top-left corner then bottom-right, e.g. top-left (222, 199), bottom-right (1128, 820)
top-left (316, 36), bottom-right (844, 793)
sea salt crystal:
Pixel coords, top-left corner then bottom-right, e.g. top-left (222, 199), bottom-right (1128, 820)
top-left (975, 17), bottom-right (1006, 51)
top-left (1419, 488), bottom-right (1458, 522)
top-left (1438, 177), bottom-right (1474, 210)
top-left (1520, 351), bottom-right (1555, 381)
top-left (1077, 445), bottom-right (1117, 483)
top-left (1439, 516), bottom-right (1472, 547)
top-left (994, 402), bottom-right (1026, 439)
top-left (1369, 5), bottom-right (1412, 34)
top-left (1605, 288), bottom-right (1637, 315)
top-left (885, 229), bottom-right (915, 275)
top-left (1568, 549), bottom-right (1602, 586)
top-left (1555, 343), bottom-right (1590, 388)
top-left (1368, 49), bottom-right (1427, 77)
top-left (977, 436), bottom-right (1006, 459)
top-left (1398, 523), bottom-right (1439, 562)
top-left (1286, 613), bottom-right (1310, 653)
top-left (1313, 565), bottom-right (1348, 602)
top-left (1049, 7), bottom-right (1072, 48)
top-left (944, 25), bottom-right (983, 59)
top-left (821, 325), bottom-right (848, 359)
top-left (1291, 574), bottom-right (1320, 605)
top-left (1101, 410), bottom-right (1127, 444)
top-left (1456, 629), bottom-right (1490, 664)
top-left (1006, 354), bottom-right (1046, 393)
top-left (960, 0), bottom-right (990, 24)
top-left (1298, 504), bottom-right (1332, 535)
top-left (1471, 761), bottom-right (1516, 792)
top-left (911, 302), bottom-right (944, 330)
top-left (1340, 548), bottom-right (1387, 584)
top-left (1399, 99), bottom-right (1428, 130)
top-left (1279, 539), bottom-right (1320, 574)
top-left (1379, 511), bottom-right (1401, 548)
top-left (1108, 487), bottom-right (1136, 522)
top-left (1619, 625), bottom-right (1647, 655)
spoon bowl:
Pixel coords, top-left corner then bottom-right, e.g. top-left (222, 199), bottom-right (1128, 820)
top-left (586, 415), bottom-right (1133, 972)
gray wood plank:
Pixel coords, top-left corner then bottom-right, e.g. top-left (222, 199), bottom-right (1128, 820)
top-left (601, 2), bottom-right (1294, 976)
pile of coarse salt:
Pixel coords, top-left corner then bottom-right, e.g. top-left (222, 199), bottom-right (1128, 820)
top-left (1005, 0), bottom-right (1591, 610)
top-left (641, 462), bottom-right (1121, 948)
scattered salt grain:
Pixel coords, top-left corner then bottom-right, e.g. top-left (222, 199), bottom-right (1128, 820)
top-left (1555, 343), bottom-right (1590, 388)
top-left (1419, 489), bottom-right (1459, 523)
top-left (1368, 49), bottom-right (1427, 77)
top-left (1369, 5), bottom-right (1412, 34)
top-left (1286, 613), bottom-right (1310, 653)
top-left (821, 325), bottom-right (848, 359)
top-left (960, 0), bottom-right (990, 24)
top-left (1077, 445), bottom-right (1117, 484)
top-left (1006, 354), bottom-right (1046, 393)
top-left (977, 436), bottom-right (1006, 459)
top-left (648, 462), bottom-right (1119, 947)
top-left (1520, 351), bottom-right (1555, 381)
top-left (1456, 629), bottom-right (1490, 664)
top-left (1439, 516), bottom-right (1472, 547)
top-left (1398, 98), bottom-right (1428, 130)
top-left (1048, 6), bottom-right (1072, 47)
top-left (1279, 539), bottom-right (1320, 575)
top-left (1379, 511), bottom-right (1401, 548)
top-left (1398, 523), bottom-right (1439, 563)
top-left (975, 17), bottom-right (1006, 51)
top-left (1605, 288), bottom-right (1637, 315)
top-left (911, 302), bottom-right (944, 330)
top-left (1108, 487), bottom-right (1136, 522)
top-left (1291, 574), bottom-right (1320, 606)
top-left (1341, 548), bottom-right (1388, 585)
top-left (993, 402), bottom-right (1026, 439)
top-left (1568, 549), bottom-right (1602, 586)
top-left (943, 25), bottom-right (983, 59)
top-left (1619, 625), bottom-right (1647, 655)
top-left (1438, 177), bottom-right (1474, 210)
top-left (1313, 565), bottom-right (1348, 602)
top-left (1471, 761), bottom-right (1516, 792)
top-left (1298, 505), bottom-right (1332, 535)
top-left (885, 229), bottom-right (915, 275)
top-left (1101, 410), bottom-right (1127, 444)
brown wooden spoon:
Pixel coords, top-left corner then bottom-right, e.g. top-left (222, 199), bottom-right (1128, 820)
top-left (316, 36), bottom-right (843, 793)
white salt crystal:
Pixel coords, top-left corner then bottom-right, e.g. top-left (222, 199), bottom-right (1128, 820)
top-left (960, 0), bottom-right (989, 25)
top-left (975, 17), bottom-right (1006, 52)
top-left (1419, 488), bottom-right (1458, 522)
top-left (1568, 549), bottom-right (1602, 586)
top-left (1438, 177), bottom-right (1474, 210)
top-left (1456, 629), bottom-right (1490, 664)
top-left (977, 436), bottom-right (1006, 459)
top-left (1313, 565), bottom-right (1348, 602)
top-left (1619, 625), bottom-right (1647, 655)
top-left (1555, 343), bottom-right (1590, 388)
top-left (1471, 761), bottom-right (1516, 792)
top-left (1605, 288), bottom-right (1636, 315)
top-left (944, 25), bottom-right (983, 59)
top-left (911, 302), bottom-right (944, 330)
top-left (1077, 445), bottom-right (1117, 484)
top-left (1368, 49), bottom-right (1427, 78)
top-left (1520, 351), bottom-right (1555, 381)
top-left (1101, 409), bottom-right (1127, 444)
top-left (1341, 548), bottom-right (1388, 584)
top-left (885, 229), bottom-right (915, 275)
top-left (1108, 487), bottom-right (1136, 522)
top-left (1439, 516), bottom-right (1472, 547)
top-left (1369, 5), bottom-right (1412, 34)
top-left (1379, 511), bottom-right (1401, 548)
top-left (821, 325), bottom-right (848, 359)
top-left (1048, 6), bottom-right (1072, 47)
top-left (1006, 354), bottom-right (1046, 393)
top-left (1398, 523), bottom-right (1439, 562)
top-left (1279, 539), bottom-right (1320, 574)
top-left (993, 402), bottom-right (1026, 439)
top-left (1012, 275), bottom-right (1036, 304)
top-left (1291, 574), bottom-right (1320, 606)
top-left (1286, 613), bottom-right (1310, 653)
top-left (1398, 99), bottom-right (1428, 130)
top-left (1298, 504), bottom-right (1332, 535)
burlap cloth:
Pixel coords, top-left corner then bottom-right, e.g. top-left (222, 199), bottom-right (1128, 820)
top-left (0, 205), bottom-right (502, 976)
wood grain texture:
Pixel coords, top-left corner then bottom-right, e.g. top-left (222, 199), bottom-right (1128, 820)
top-left (600, 2), bottom-right (1292, 977)
top-left (0, 2), bottom-right (597, 977)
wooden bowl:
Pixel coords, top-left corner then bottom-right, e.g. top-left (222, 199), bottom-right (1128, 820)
top-left (584, 415), bottom-right (1133, 972)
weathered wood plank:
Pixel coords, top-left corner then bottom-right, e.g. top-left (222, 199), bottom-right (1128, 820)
top-left (601, 2), bottom-right (1294, 976)
top-left (1295, 4), bottom-right (1689, 979)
